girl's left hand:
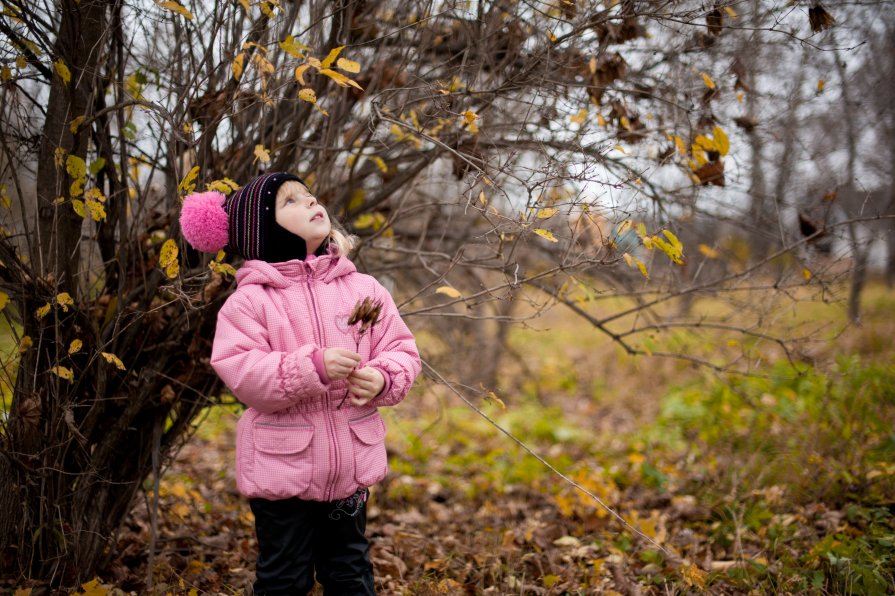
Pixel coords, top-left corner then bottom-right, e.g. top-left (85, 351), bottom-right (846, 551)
top-left (346, 367), bottom-right (385, 406)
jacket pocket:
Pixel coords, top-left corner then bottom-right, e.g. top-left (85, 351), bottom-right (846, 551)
top-left (252, 422), bottom-right (314, 498)
top-left (348, 411), bottom-right (388, 487)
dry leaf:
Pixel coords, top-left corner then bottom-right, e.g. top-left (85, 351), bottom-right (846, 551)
top-left (435, 286), bottom-right (462, 299)
top-left (101, 352), bottom-right (126, 371)
top-left (534, 228), bottom-right (558, 243)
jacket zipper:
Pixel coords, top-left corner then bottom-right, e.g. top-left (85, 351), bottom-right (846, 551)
top-left (305, 274), bottom-right (339, 501)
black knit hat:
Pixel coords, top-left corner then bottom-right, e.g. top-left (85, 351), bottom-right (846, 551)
top-left (180, 171), bottom-right (330, 262)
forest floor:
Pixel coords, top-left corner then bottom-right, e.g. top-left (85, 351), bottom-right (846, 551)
top-left (18, 283), bottom-right (895, 595)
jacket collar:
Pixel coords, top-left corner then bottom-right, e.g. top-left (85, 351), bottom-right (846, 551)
top-left (235, 251), bottom-right (357, 289)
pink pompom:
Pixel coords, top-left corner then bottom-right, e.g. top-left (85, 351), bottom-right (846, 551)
top-left (180, 191), bottom-right (229, 253)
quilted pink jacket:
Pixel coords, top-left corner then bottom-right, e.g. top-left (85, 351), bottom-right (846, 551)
top-left (210, 253), bottom-right (420, 502)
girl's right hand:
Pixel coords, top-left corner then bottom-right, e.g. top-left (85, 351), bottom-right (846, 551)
top-left (323, 348), bottom-right (362, 380)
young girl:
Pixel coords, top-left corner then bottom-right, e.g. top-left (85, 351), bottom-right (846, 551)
top-left (179, 172), bottom-right (421, 595)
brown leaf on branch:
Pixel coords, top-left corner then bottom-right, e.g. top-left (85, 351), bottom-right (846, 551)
top-left (808, 5), bottom-right (835, 33)
top-left (733, 115), bottom-right (758, 131)
top-left (706, 6), bottom-right (723, 36)
top-left (693, 160), bottom-right (725, 187)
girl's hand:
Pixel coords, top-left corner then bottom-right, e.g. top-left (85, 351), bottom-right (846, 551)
top-left (323, 348), bottom-right (361, 380)
top-left (346, 367), bottom-right (385, 406)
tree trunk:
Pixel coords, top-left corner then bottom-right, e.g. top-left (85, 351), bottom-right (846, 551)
top-left (0, 1), bottom-right (227, 584)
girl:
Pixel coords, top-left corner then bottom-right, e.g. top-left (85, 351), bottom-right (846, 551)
top-left (179, 172), bottom-right (421, 595)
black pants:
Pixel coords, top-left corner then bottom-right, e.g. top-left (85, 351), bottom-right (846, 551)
top-left (249, 491), bottom-right (375, 596)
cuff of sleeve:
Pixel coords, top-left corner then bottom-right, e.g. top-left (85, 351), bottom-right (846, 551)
top-left (374, 366), bottom-right (391, 397)
top-left (311, 348), bottom-right (331, 385)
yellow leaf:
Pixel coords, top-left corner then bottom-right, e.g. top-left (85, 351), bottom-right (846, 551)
top-left (279, 35), bottom-right (311, 58)
top-left (56, 292), bottom-right (74, 312)
top-left (336, 57), bottom-right (360, 74)
top-left (14, 587), bottom-right (32, 596)
top-left (294, 63), bottom-right (311, 85)
top-left (165, 260), bottom-right (179, 279)
top-left (159, 239), bottom-right (178, 278)
top-left (254, 144), bottom-right (271, 164)
top-left (723, 6), bottom-right (737, 18)
top-left (253, 54), bottom-right (275, 77)
top-left (347, 189), bottom-right (365, 211)
top-left (321, 46), bottom-right (345, 69)
top-left (353, 212), bottom-right (386, 230)
top-left (0, 66), bottom-right (10, 82)
top-left (537, 208), bottom-right (559, 219)
top-left (298, 87), bottom-right (317, 104)
top-left (620, 115), bottom-right (631, 130)
top-left (712, 126), bottom-right (730, 156)
top-left (259, 0), bottom-right (279, 18)
top-left (485, 391), bottom-right (506, 409)
top-left (652, 235), bottom-right (684, 265)
top-left (672, 134), bottom-right (687, 155)
top-left (570, 109), bottom-right (588, 125)
top-left (51, 366), bottom-right (74, 382)
top-left (206, 178), bottom-right (240, 194)
top-left (69, 339), bottom-right (83, 354)
top-left (157, 1), bottom-right (194, 20)
top-left (370, 155), bottom-right (388, 174)
top-left (534, 228), bottom-right (558, 243)
top-left (478, 191), bottom-right (487, 205)
top-left (681, 563), bottom-right (707, 589)
top-left (72, 199), bottom-right (86, 218)
top-left (101, 352), bottom-right (126, 371)
top-left (36, 302), bottom-right (51, 320)
top-left (612, 145), bottom-right (626, 154)
top-left (178, 165), bottom-right (199, 193)
top-left (66, 155), bottom-right (87, 181)
top-left (209, 261), bottom-right (237, 277)
top-left (54, 59), bottom-right (71, 84)
top-left (662, 229), bottom-right (684, 254)
top-left (232, 52), bottom-right (245, 81)
top-left (18, 336), bottom-right (33, 353)
top-left (70, 178), bottom-right (85, 198)
top-left (319, 68), bottom-right (363, 90)
top-left (462, 110), bottom-right (478, 125)
top-left (691, 146), bottom-right (708, 166)
top-left (16, 55), bottom-right (27, 69)
top-left (802, 267), bottom-right (812, 281)
top-left (817, 79), bottom-right (825, 93)
top-left (701, 72), bottom-right (715, 90)
top-left (623, 252), bottom-right (649, 279)
top-left (698, 243), bottom-right (719, 259)
top-left (693, 134), bottom-right (715, 152)
top-left (435, 286), bottom-right (462, 299)
top-left (736, 91), bottom-right (744, 103)
top-left (307, 57), bottom-right (322, 69)
top-left (86, 199), bottom-right (106, 222)
top-left (69, 115), bottom-right (86, 134)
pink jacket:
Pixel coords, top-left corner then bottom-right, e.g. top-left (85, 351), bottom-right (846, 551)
top-left (210, 253), bottom-right (420, 502)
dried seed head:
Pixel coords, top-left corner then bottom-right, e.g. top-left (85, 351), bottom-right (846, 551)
top-left (348, 297), bottom-right (383, 335)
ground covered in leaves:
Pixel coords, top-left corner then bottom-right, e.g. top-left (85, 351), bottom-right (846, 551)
top-left (15, 286), bottom-right (895, 595)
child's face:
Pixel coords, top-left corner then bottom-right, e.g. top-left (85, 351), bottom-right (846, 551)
top-left (275, 181), bottom-right (331, 254)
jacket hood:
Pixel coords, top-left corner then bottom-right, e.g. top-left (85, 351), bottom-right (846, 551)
top-left (235, 253), bottom-right (357, 289)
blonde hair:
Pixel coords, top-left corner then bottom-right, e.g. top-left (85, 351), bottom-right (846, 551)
top-left (328, 222), bottom-right (357, 257)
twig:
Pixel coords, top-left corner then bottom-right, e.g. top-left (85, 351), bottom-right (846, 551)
top-left (147, 418), bottom-right (162, 590)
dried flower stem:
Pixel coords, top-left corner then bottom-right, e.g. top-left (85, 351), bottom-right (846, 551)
top-left (337, 297), bottom-right (383, 409)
